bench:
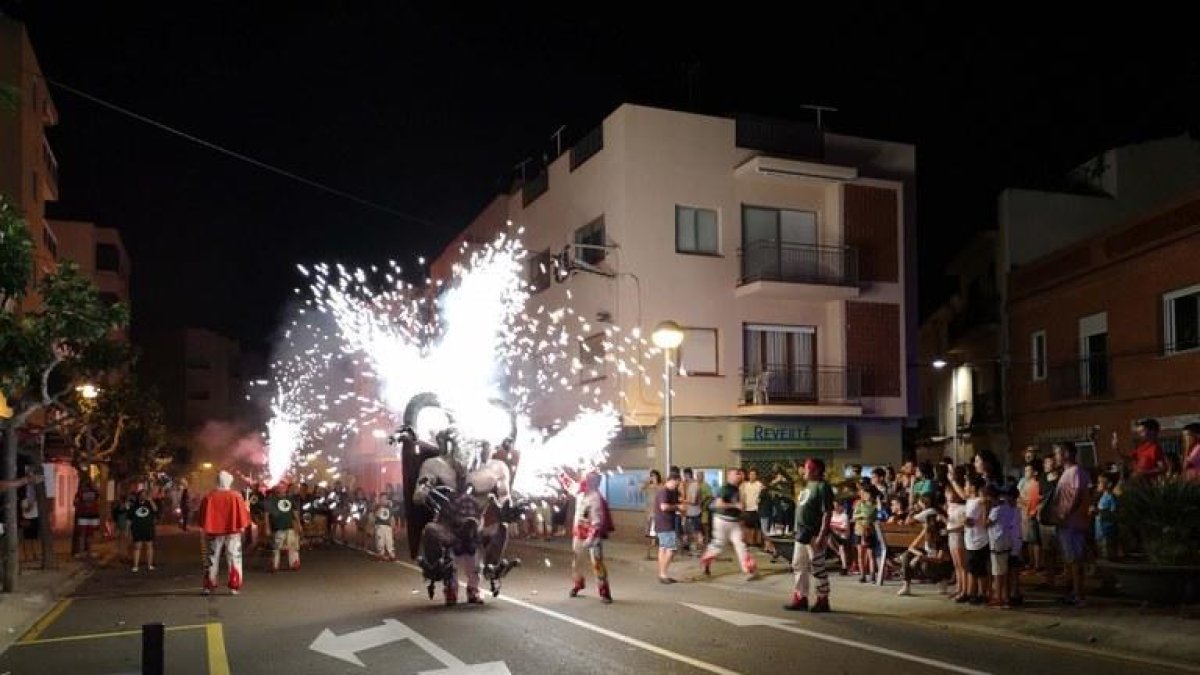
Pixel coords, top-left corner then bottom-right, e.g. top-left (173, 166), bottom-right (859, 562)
top-left (875, 521), bottom-right (951, 585)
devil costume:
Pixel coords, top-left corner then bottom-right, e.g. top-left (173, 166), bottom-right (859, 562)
top-left (396, 394), bottom-right (521, 605)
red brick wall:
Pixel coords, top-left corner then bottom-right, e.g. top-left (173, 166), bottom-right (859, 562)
top-left (844, 184), bottom-right (898, 283)
top-left (1008, 204), bottom-right (1200, 462)
top-left (847, 301), bottom-right (901, 397)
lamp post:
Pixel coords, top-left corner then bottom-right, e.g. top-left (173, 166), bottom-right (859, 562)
top-left (933, 359), bottom-right (957, 462)
top-left (651, 321), bottom-right (685, 475)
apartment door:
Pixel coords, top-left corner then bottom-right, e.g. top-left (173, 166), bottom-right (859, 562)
top-left (744, 324), bottom-right (817, 401)
top-left (1079, 312), bottom-right (1108, 397)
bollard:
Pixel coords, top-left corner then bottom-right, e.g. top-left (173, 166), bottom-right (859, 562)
top-left (142, 622), bottom-right (164, 675)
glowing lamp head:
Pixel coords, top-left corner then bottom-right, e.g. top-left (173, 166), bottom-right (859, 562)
top-left (76, 383), bottom-right (100, 400)
top-left (651, 321), bottom-right (685, 350)
top-left (932, 359), bottom-right (948, 370)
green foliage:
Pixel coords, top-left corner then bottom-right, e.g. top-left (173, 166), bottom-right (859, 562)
top-left (0, 194), bottom-right (33, 306)
top-left (1118, 478), bottom-right (1200, 566)
top-left (73, 376), bottom-right (168, 480)
top-left (0, 82), bottom-right (17, 112)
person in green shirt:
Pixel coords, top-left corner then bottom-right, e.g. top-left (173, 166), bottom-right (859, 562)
top-left (129, 489), bottom-right (158, 572)
top-left (785, 458), bottom-right (834, 613)
top-left (265, 483), bottom-right (303, 572)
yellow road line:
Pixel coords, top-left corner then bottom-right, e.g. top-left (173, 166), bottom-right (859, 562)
top-left (18, 623), bottom-right (211, 646)
top-left (19, 597), bottom-right (73, 644)
top-left (206, 622), bottom-right (231, 675)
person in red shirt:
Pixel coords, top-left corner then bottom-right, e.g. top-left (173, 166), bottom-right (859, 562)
top-left (1113, 418), bottom-right (1167, 482)
top-left (198, 470), bottom-right (251, 595)
top-left (1182, 423), bottom-right (1200, 482)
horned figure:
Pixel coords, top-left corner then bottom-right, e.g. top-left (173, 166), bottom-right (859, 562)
top-left (394, 393), bottom-right (521, 605)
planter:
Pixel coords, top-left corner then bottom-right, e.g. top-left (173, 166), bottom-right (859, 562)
top-left (1098, 559), bottom-right (1200, 605)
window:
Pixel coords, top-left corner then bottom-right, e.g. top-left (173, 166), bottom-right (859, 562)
top-left (580, 333), bottom-right (606, 382)
top-left (527, 249), bottom-right (551, 293)
top-left (680, 328), bottom-right (718, 375)
top-left (1164, 285), bottom-right (1200, 355)
top-left (676, 206), bottom-right (719, 255)
top-left (741, 206), bottom-right (824, 282)
top-left (522, 170), bottom-right (548, 207)
top-left (570, 125), bottom-right (603, 171)
top-left (1031, 330), bottom-right (1046, 381)
top-left (1079, 312), bottom-right (1108, 396)
top-left (96, 243), bottom-right (120, 272)
top-left (743, 324), bottom-right (817, 401)
top-left (574, 217), bottom-right (606, 266)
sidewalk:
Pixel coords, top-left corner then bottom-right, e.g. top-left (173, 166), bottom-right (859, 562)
top-left (0, 531), bottom-right (118, 655)
top-left (514, 534), bottom-right (1200, 671)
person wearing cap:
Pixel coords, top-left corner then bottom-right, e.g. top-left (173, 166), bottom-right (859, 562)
top-left (699, 468), bottom-right (757, 581)
top-left (1113, 419), bottom-right (1167, 482)
top-left (199, 470), bottom-right (251, 595)
top-left (1182, 423), bottom-right (1200, 482)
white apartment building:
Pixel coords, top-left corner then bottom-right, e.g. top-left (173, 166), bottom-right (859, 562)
top-left (435, 104), bottom-right (915, 519)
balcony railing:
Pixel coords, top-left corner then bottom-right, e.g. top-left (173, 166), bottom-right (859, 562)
top-left (956, 392), bottom-right (1003, 430)
top-left (741, 364), bottom-right (861, 406)
top-left (42, 136), bottom-right (58, 196)
top-left (739, 242), bottom-right (859, 287)
top-left (1048, 356), bottom-right (1111, 401)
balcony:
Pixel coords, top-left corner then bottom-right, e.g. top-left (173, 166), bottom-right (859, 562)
top-left (740, 364), bottom-right (861, 415)
top-left (737, 242), bottom-right (859, 299)
top-left (956, 392), bottom-right (1003, 430)
top-left (42, 136), bottom-right (59, 200)
top-left (1048, 356), bottom-right (1111, 402)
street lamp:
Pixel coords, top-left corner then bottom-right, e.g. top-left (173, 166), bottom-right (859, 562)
top-left (76, 383), bottom-right (99, 400)
top-left (934, 357), bottom-right (960, 463)
top-left (201, 462), bottom-right (213, 470)
top-left (652, 320), bottom-right (685, 475)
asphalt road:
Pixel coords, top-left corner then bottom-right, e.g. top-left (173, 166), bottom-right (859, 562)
top-left (0, 528), bottom-right (1191, 675)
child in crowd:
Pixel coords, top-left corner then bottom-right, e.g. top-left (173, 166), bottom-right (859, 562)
top-left (962, 476), bottom-right (990, 605)
top-left (829, 500), bottom-right (851, 573)
top-left (887, 496), bottom-right (908, 524)
top-left (853, 483), bottom-right (878, 583)
top-left (1090, 473), bottom-right (1118, 593)
top-left (985, 484), bottom-right (1016, 607)
top-left (945, 483), bottom-right (968, 600)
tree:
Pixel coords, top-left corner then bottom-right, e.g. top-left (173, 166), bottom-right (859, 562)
top-left (0, 195), bottom-right (128, 591)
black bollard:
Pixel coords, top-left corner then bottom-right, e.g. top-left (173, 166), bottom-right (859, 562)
top-left (142, 622), bottom-right (164, 675)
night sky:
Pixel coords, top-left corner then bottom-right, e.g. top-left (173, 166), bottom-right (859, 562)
top-left (4, 4), bottom-right (1197, 353)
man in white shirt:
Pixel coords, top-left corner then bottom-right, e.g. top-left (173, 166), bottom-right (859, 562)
top-left (740, 469), bottom-right (765, 548)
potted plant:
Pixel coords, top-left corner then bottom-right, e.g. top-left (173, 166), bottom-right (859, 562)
top-left (1100, 477), bottom-right (1200, 604)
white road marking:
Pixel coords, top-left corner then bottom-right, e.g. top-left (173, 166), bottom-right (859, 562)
top-left (684, 603), bottom-right (992, 675)
top-left (396, 561), bottom-right (741, 675)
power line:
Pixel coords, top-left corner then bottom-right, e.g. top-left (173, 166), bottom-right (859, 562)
top-left (46, 79), bottom-right (452, 233)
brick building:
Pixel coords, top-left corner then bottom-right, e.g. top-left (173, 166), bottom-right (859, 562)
top-left (1008, 192), bottom-right (1200, 466)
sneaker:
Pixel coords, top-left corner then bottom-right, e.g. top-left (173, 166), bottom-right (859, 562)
top-left (569, 581), bottom-right (585, 598)
top-left (230, 589), bottom-right (240, 596)
top-left (810, 596), bottom-right (831, 613)
top-left (148, 565), bottom-right (156, 571)
top-left (859, 576), bottom-right (868, 583)
top-left (202, 588), bottom-right (211, 596)
top-left (896, 586), bottom-right (912, 597)
top-left (658, 577), bottom-right (677, 585)
top-left (783, 595), bottom-right (809, 612)
top-left (131, 566), bottom-right (139, 572)
top-left (968, 595), bottom-right (985, 605)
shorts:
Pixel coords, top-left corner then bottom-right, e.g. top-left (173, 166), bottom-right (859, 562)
top-left (656, 530), bottom-right (678, 550)
top-left (967, 546), bottom-right (990, 577)
top-left (854, 531), bottom-right (876, 549)
top-left (990, 551), bottom-right (1010, 576)
top-left (1022, 516), bottom-right (1039, 544)
top-left (77, 517), bottom-right (100, 528)
top-left (742, 511), bottom-right (760, 530)
top-left (132, 531), bottom-right (155, 544)
top-left (1058, 527), bottom-right (1085, 563)
top-left (684, 515), bottom-right (702, 534)
top-left (948, 531), bottom-right (964, 550)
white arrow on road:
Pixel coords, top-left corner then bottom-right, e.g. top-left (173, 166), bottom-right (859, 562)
top-left (682, 603), bottom-right (992, 675)
top-left (310, 618), bottom-right (510, 673)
